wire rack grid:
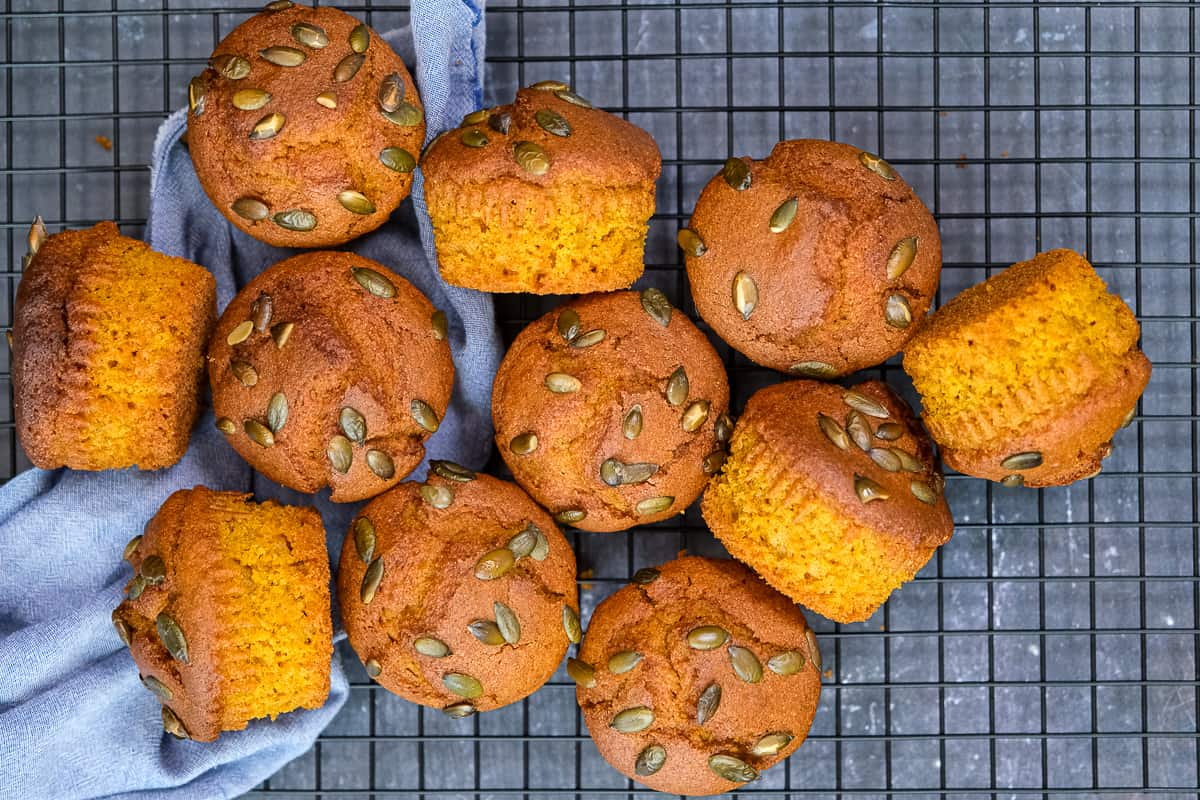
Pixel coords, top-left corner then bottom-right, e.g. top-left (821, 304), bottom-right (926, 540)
top-left (2, 0), bottom-right (1198, 798)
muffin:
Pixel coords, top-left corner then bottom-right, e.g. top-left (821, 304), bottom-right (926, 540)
top-left (681, 139), bottom-right (942, 377)
top-left (187, 3), bottom-right (423, 247)
top-left (492, 290), bottom-right (730, 532)
top-left (112, 486), bottom-right (332, 742)
top-left (903, 249), bottom-right (1151, 486)
top-left (208, 251), bottom-right (453, 502)
top-left (337, 467), bottom-right (578, 716)
top-left (702, 380), bottom-right (953, 623)
top-left (421, 81), bottom-right (661, 293)
top-left (12, 219), bottom-right (216, 471)
top-left (574, 555), bottom-right (822, 796)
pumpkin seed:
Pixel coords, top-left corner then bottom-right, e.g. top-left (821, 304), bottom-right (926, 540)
top-left (884, 294), bottom-right (913, 329)
top-left (271, 321), bottom-right (294, 347)
top-left (244, 419), bottom-right (274, 447)
top-left (474, 547), bottom-right (515, 580)
top-left (264, 393), bottom-right (287, 433)
top-left (156, 613), bottom-right (189, 664)
top-left (188, 76), bottom-right (206, 116)
top-left (854, 474), bottom-right (889, 503)
top-left (366, 450), bottom-right (394, 479)
top-left (708, 754), bottom-right (758, 784)
top-left (141, 674), bottom-right (173, 702)
top-left (858, 150), bottom-right (897, 180)
top-left (557, 308), bottom-right (581, 341)
top-left (162, 706), bottom-right (189, 739)
top-left (420, 483), bottom-right (453, 509)
top-left (554, 509), bottom-right (587, 524)
top-left (600, 458), bottom-right (659, 487)
top-left (468, 619), bottom-right (504, 646)
top-left (113, 614), bottom-right (131, 646)
top-left (232, 88), bottom-right (271, 110)
top-left (535, 108), bottom-right (571, 137)
top-left (567, 657), bottom-right (596, 688)
top-left (443, 673), bottom-right (483, 699)
top-left (216, 417), bottom-right (236, 435)
top-left (622, 406), bottom-right (643, 439)
top-left (635, 496), bottom-right (674, 516)
top-left (696, 682), bottom-right (721, 724)
top-left (430, 309), bottom-right (448, 341)
top-left (264, 0), bottom-right (293, 11)
top-left (260, 46), bottom-right (306, 67)
top-left (382, 102), bottom-right (423, 126)
top-left (687, 625), bottom-right (729, 650)
top-left (431, 460), bottom-right (475, 483)
top-left (640, 287), bottom-right (672, 327)
top-left (767, 650), bottom-right (805, 675)
top-left (722, 157), bottom-right (752, 191)
top-left (846, 411), bottom-right (871, 452)
top-left (412, 400), bottom-right (440, 432)
top-left (562, 604), bottom-right (582, 643)
top-left (326, 435), bottom-right (352, 474)
top-left (571, 329), bottom-right (606, 349)
top-left (545, 372), bottom-right (581, 393)
top-left (141, 555), bottom-right (166, 584)
top-left (555, 89), bottom-right (592, 108)
top-left (212, 53), bottom-right (251, 79)
top-left (27, 215), bottom-right (47, 254)
top-left (752, 731), bottom-right (793, 757)
top-left (352, 266), bottom-right (396, 298)
top-left (868, 447), bottom-right (901, 472)
top-left (123, 535), bottom-right (142, 562)
top-left (227, 320), bottom-right (254, 345)
top-left (529, 528), bottom-right (550, 561)
top-left (461, 108), bottom-right (489, 126)
top-left (513, 140), bottom-right (550, 175)
top-left (631, 567), bottom-right (660, 585)
top-left (844, 391), bottom-right (889, 419)
top-left (729, 645), bottom-right (763, 683)
top-left (531, 79), bottom-right (570, 91)
top-left (333, 52), bottom-right (365, 82)
top-left (636, 745), bottom-right (667, 777)
top-left (715, 413), bottom-right (734, 443)
top-left (790, 361), bottom-right (838, 378)
top-left (349, 23), bottom-right (369, 53)
top-left (893, 448), bottom-right (923, 473)
top-left (127, 575), bottom-right (147, 600)
top-left (886, 237), bottom-right (918, 280)
top-left (875, 422), bottom-right (903, 441)
top-left (1000, 473), bottom-right (1025, 488)
top-left (338, 190), bottom-right (376, 215)
top-left (1001, 451), bottom-right (1043, 470)
top-left (677, 227), bottom-right (707, 257)
top-left (607, 650), bottom-right (642, 674)
top-left (380, 146), bottom-right (416, 173)
top-left (506, 525), bottom-right (538, 559)
top-left (769, 197), bottom-right (798, 233)
top-left (251, 294), bottom-right (272, 331)
top-left (1120, 407), bottom-right (1137, 428)
top-left (910, 479), bottom-right (937, 505)
top-left (494, 602), bottom-right (521, 645)
top-left (681, 400), bottom-right (710, 433)
top-left (272, 209), bottom-right (316, 231)
top-left (666, 366), bottom-right (688, 406)
top-left (488, 110), bottom-right (512, 134)
top-left (361, 557), bottom-right (384, 604)
top-left (377, 73), bottom-right (405, 112)
top-left (610, 706), bottom-right (653, 733)
top-left (509, 432), bottom-right (538, 455)
top-left (461, 129), bottom-right (489, 148)
top-left (353, 517), bottom-right (375, 563)
top-left (732, 271), bottom-right (758, 320)
top-left (415, 637), bottom-right (450, 658)
top-left (339, 407), bottom-right (367, 444)
top-left (365, 659), bottom-right (382, 678)
top-left (806, 628), bottom-right (822, 670)
top-left (703, 449), bottom-right (728, 474)
top-left (818, 413), bottom-right (850, 450)
top-left (443, 701), bottom-right (476, 719)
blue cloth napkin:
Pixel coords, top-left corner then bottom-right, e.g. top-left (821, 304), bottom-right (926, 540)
top-left (0, 3), bottom-right (493, 798)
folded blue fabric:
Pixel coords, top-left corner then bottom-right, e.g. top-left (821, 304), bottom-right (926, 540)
top-left (0, 3), bottom-right (493, 798)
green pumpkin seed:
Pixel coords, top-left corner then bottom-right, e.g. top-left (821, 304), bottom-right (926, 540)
top-left (752, 731), bottom-right (793, 757)
top-left (715, 413), bottom-right (734, 443)
top-left (353, 517), bottom-right (375, 563)
top-left (854, 474), bottom-right (889, 503)
top-left (461, 129), bottom-right (489, 148)
top-left (230, 360), bottom-right (257, 387)
top-left (681, 400), bottom-right (710, 433)
top-left (366, 450), bottom-right (394, 479)
top-left (607, 650), bottom-right (642, 674)
top-left (553, 89), bottom-right (590, 108)
top-left (790, 361), bottom-right (838, 378)
top-left (340, 407), bottom-right (367, 444)
top-left (443, 701), bottom-right (476, 719)
top-left (910, 479), bottom-right (937, 505)
top-left (272, 209), bottom-right (317, 231)
top-left (875, 422), bottom-right (903, 441)
top-left (443, 673), bottom-right (483, 699)
top-left (506, 525), bottom-right (538, 559)
top-left (27, 215), bottom-right (46, 254)
top-left (156, 613), bottom-right (189, 664)
top-left (545, 372), bottom-right (581, 393)
top-left (687, 625), bottom-right (729, 650)
top-left (893, 448), bottom-right (923, 473)
top-left (468, 619), bottom-right (505, 646)
top-left (806, 629), bottom-right (821, 670)
top-left (140, 555), bottom-right (166, 584)
top-left (556, 308), bottom-right (581, 341)
top-left (127, 574), bottom-right (147, 600)
top-left (141, 674), bottom-right (173, 702)
top-left (333, 52), bottom-right (365, 83)
top-left (703, 449), bottom-right (728, 474)
top-left (677, 227), bottom-right (707, 257)
top-left (271, 321), bottom-right (294, 347)
top-left (474, 547), bottom-right (515, 581)
top-left (349, 23), bottom-right (369, 54)
top-left (732, 271), bottom-right (758, 320)
top-left (571, 329), bottom-right (606, 348)
top-left (266, 392), bottom-right (288, 433)
top-left (554, 508), bottom-right (587, 524)
top-left (162, 706), bottom-right (189, 739)
top-left (361, 557), bottom-right (384, 604)
top-left (722, 157), bottom-right (752, 190)
top-left (430, 309), bottom-right (448, 341)
top-left (1120, 407), bottom-right (1137, 428)
top-left (415, 637), bottom-right (450, 658)
top-left (513, 140), bottom-right (550, 175)
top-left (868, 447), bottom-right (901, 472)
top-left (123, 534), bottom-right (142, 562)
top-left (535, 108), bottom-right (571, 137)
top-left (1001, 451), bottom-right (1043, 470)
top-left (188, 76), bottom-right (206, 116)
top-left (858, 150), bottom-right (896, 181)
top-left (251, 294), bottom-right (272, 331)
top-left (631, 567), bottom-right (660, 585)
top-left (260, 46), bottom-right (306, 67)
top-left (531, 79), bottom-right (570, 91)
top-left (420, 483), bottom-right (453, 509)
top-left (328, 435), bottom-right (353, 474)
top-left (338, 190), bottom-right (376, 215)
top-left (696, 682), bottom-right (721, 724)
top-left (600, 458), bottom-right (659, 487)
top-left (212, 53), bottom-right (251, 79)
top-left (729, 645), bottom-right (763, 683)
top-left (562, 605), bottom-right (582, 643)
top-left (635, 496), bottom-right (674, 516)
top-left (380, 146), bottom-right (417, 173)
top-left (529, 527), bottom-right (550, 561)
top-left (846, 411), bottom-right (871, 452)
top-left (494, 602), bottom-right (521, 645)
top-left (509, 432), bottom-right (538, 455)
top-left (884, 294), bottom-right (913, 329)
top-left (666, 366), bottom-right (688, 406)
top-left (232, 88), bottom-right (271, 110)
top-left (610, 706), bottom-right (653, 733)
top-left (635, 745), bottom-right (667, 777)
top-left (264, 1), bottom-right (294, 11)
top-left (244, 419), bottom-right (274, 447)
top-left (640, 287), bottom-right (672, 327)
top-left (382, 102), bottom-right (423, 126)
top-left (769, 197), bottom-right (798, 233)
top-left (818, 413), bottom-right (849, 450)
top-left (488, 110), bottom-right (512, 134)
top-left (461, 109), bottom-right (489, 126)
top-left (708, 754), bottom-right (758, 784)
top-left (886, 237), bottom-right (918, 280)
top-left (622, 405), bottom-right (643, 439)
top-left (430, 460), bottom-right (475, 483)
top-left (767, 650), bottom-right (805, 675)
top-left (844, 391), bottom-right (889, 419)
top-left (377, 73), bottom-right (405, 112)
top-left (113, 615), bottom-right (131, 646)
top-left (227, 319), bottom-right (254, 345)
top-left (1000, 473), bottom-right (1025, 488)
top-left (365, 659), bottom-right (382, 678)
top-left (411, 399), bottom-right (440, 432)
top-left (567, 657), bottom-right (596, 688)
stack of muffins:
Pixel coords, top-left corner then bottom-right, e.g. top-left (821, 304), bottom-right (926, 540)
top-left (9, 1), bottom-right (1150, 794)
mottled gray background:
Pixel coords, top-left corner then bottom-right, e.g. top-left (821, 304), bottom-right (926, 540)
top-left (2, 0), bottom-right (1197, 798)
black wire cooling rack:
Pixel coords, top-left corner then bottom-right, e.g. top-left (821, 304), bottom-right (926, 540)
top-left (3, 1), bottom-right (1199, 797)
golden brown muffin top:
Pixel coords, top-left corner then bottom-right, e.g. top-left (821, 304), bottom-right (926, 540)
top-left (420, 82), bottom-right (661, 188)
top-left (683, 139), bottom-right (942, 377)
top-left (492, 290), bottom-right (730, 532)
top-left (208, 251), bottom-right (454, 502)
top-left (337, 470), bottom-right (578, 714)
top-left (734, 379), bottom-right (953, 550)
top-left (187, 3), bottom-right (424, 247)
top-left (576, 555), bottom-right (822, 796)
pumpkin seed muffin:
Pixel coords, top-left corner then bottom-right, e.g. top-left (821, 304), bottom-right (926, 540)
top-left (187, 2), bottom-right (424, 247)
top-left (12, 220), bottom-right (216, 471)
top-left (681, 139), bottom-right (942, 378)
top-left (337, 467), bottom-right (578, 716)
top-left (112, 486), bottom-right (332, 742)
top-left (903, 249), bottom-right (1151, 487)
top-left (574, 555), bottom-right (822, 796)
top-left (492, 290), bottom-right (730, 532)
top-left (420, 81), bottom-right (661, 294)
top-left (208, 251), bottom-right (453, 502)
top-left (702, 379), bottom-right (953, 623)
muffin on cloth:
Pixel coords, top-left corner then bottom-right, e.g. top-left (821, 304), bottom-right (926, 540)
top-left (208, 251), bottom-right (454, 502)
top-left (903, 248), bottom-right (1151, 487)
top-left (573, 555), bottom-right (822, 796)
top-left (681, 139), bottom-right (941, 378)
top-left (187, 2), bottom-right (424, 247)
top-left (338, 467), bottom-right (578, 716)
top-left (492, 289), bottom-right (729, 532)
top-left (12, 219), bottom-right (216, 471)
top-left (111, 486), bottom-right (332, 742)
top-left (421, 81), bottom-right (661, 294)
top-left (702, 379), bottom-right (953, 623)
